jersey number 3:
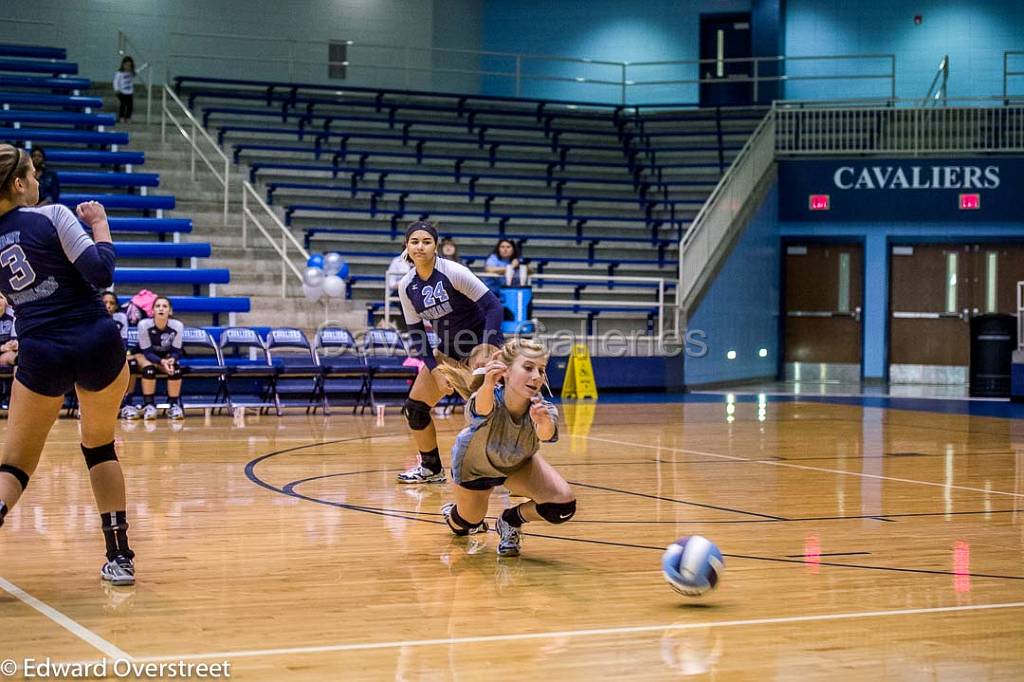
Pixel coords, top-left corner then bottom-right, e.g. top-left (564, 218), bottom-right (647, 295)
top-left (0, 245), bottom-right (37, 292)
top-left (421, 282), bottom-right (449, 307)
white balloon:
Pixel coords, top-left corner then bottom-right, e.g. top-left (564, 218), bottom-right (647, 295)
top-left (302, 283), bottom-right (323, 301)
top-left (322, 275), bottom-right (346, 298)
top-left (304, 267), bottom-right (325, 287)
top-left (323, 252), bottom-right (343, 276)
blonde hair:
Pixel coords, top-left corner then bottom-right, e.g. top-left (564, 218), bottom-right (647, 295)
top-left (437, 338), bottom-right (548, 400)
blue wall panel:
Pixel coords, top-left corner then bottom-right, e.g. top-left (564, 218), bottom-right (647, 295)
top-left (684, 185), bottom-right (780, 386)
top-left (784, 0), bottom-right (1024, 99)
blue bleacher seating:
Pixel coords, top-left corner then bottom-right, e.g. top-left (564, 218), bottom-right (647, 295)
top-left (0, 92), bottom-right (103, 109)
top-left (0, 58), bottom-right (77, 75)
top-left (3, 128), bottom-right (128, 146)
top-left (0, 44), bottom-right (67, 60)
top-left (106, 217), bottom-right (191, 234)
top-left (112, 242), bottom-right (211, 259)
top-left (61, 193), bottom-right (175, 211)
top-left (0, 75), bottom-right (91, 91)
top-left (47, 150), bottom-right (145, 166)
top-left (0, 110), bottom-right (115, 126)
top-left (113, 267), bottom-right (229, 285)
top-left (58, 171), bottom-right (160, 188)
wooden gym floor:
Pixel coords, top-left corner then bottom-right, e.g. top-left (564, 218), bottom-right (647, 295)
top-left (0, 396), bottom-right (1022, 680)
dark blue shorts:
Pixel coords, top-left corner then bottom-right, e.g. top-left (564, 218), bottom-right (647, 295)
top-left (17, 317), bottom-right (127, 397)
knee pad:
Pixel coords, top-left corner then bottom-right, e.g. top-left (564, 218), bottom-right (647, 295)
top-left (0, 463), bottom-right (30, 492)
top-left (403, 398), bottom-right (433, 431)
top-left (141, 365), bottom-right (157, 379)
top-left (168, 368), bottom-right (183, 380)
top-left (82, 442), bottom-right (118, 469)
top-left (536, 499), bottom-right (576, 524)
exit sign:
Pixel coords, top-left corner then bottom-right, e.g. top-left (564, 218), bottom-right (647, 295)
top-left (958, 193), bottom-right (980, 210)
top-left (809, 194), bottom-right (830, 211)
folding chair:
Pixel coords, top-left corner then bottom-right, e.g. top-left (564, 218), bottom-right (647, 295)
top-left (179, 326), bottom-right (231, 412)
top-left (218, 327), bottom-right (280, 415)
top-left (265, 327), bottom-right (326, 415)
top-left (314, 326), bottom-right (369, 413)
top-left (362, 328), bottom-right (418, 412)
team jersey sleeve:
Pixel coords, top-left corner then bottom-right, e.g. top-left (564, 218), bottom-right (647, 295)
top-left (441, 260), bottom-right (490, 302)
top-left (397, 277), bottom-right (421, 325)
top-left (45, 204), bottom-right (94, 263)
top-left (168, 319), bottom-right (185, 360)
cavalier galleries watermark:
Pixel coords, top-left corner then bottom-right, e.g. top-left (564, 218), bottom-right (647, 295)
top-left (1, 658), bottom-right (231, 679)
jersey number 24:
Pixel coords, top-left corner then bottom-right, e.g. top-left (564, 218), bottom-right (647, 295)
top-left (421, 282), bottom-right (449, 307)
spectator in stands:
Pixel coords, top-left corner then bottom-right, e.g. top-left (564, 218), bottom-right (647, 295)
top-left (102, 292), bottom-right (141, 419)
top-left (135, 296), bottom-right (185, 421)
top-left (113, 57), bottom-right (135, 124)
top-left (439, 237), bottom-right (463, 265)
top-left (386, 250), bottom-right (412, 292)
top-left (484, 238), bottom-right (524, 292)
top-left (0, 293), bottom-right (16, 367)
top-left (30, 148), bottom-right (59, 207)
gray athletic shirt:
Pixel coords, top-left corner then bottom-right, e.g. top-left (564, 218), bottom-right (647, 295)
top-left (450, 385), bottom-right (559, 483)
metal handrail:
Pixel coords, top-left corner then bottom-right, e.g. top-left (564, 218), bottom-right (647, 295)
top-left (679, 109), bottom-right (776, 316)
top-left (164, 30), bottom-right (897, 105)
top-left (1005, 51), bottom-right (1024, 99)
top-left (116, 30), bottom-right (155, 124)
top-left (241, 181), bottom-right (309, 298)
top-left (160, 84), bottom-right (230, 224)
top-left (1018, 281), bottom-right (1023, 352)
top-left (382, 269), bottom-right (671, 341)
top-left (921, 55), bottom-right (949, 107)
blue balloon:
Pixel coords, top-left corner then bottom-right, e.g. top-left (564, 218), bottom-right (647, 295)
top-left (307, 254), bottom-right (324, 268)
top-left (338, 260), bottom-right (350, 279)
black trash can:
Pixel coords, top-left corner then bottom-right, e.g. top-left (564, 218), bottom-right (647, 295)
top-left (969, 314), bottom-right (1018, 398)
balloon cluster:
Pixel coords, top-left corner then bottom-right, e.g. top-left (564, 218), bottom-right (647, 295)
top-left (303, 252), bottom-right (350, 301)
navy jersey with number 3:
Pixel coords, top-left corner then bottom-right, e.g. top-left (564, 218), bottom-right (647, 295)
top-left (0, 205), bottom-right (108, 337)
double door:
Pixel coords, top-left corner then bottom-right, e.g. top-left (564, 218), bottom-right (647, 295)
top-left (889, 244), bottom-right (1024, 383)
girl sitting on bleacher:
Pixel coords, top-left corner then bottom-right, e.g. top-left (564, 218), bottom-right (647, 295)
top-left (135, 296), bottom-right (185, 421)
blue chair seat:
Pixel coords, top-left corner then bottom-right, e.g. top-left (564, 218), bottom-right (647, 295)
top-left (116, 296), bottom-right (251, 314)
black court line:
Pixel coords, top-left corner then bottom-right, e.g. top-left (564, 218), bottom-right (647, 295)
top-left (244, 440), bottom-right (1024, 582)
top-left (567, 481), bottom-right (790, 521)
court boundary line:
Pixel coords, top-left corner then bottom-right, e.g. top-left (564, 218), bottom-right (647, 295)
top-left (584, 436), bottom-right (1024, 498)
top-left (0, 576), bottom-right (131, 661)
top-left (130, 601), bottom-right (1024, 663)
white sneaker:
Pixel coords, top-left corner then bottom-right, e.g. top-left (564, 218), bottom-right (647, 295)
top-left (167, 404), bottom-right (185, 420)
top-left (142, 404), bottom-right (158, 420)
top-left (120, 405), bottom-right (139, 420)
top-left (396, 464), bottom-right (446, 484)
top-left (495, 516), bottom-right (522, 557)
top-left (441, 502), bottom-right (487, 537)
top-left (100, 554), bottom-right (135, 587)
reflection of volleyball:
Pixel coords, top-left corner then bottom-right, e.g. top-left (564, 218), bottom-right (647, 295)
top-left (662, 536), bottom-right (724, 597)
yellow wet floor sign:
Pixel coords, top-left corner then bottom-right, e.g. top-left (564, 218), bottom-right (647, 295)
top-left (561, 343), bottom-right (598, 400)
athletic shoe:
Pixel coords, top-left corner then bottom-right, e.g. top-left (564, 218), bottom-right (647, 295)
top-left (441, 502), bottom-right (487, 537)
top-left (141, 404), bottom-right (158, 421)
top-left (100, 554), bottom-right (135, 587)
top-left (167, 404), bottom-right (185, 420)
top-left (495, 516), bottom-right (522, 557)
top-left (396, 464), bottom-right (446, 484)
top-left (120, 405), bottom-right (140, 420)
